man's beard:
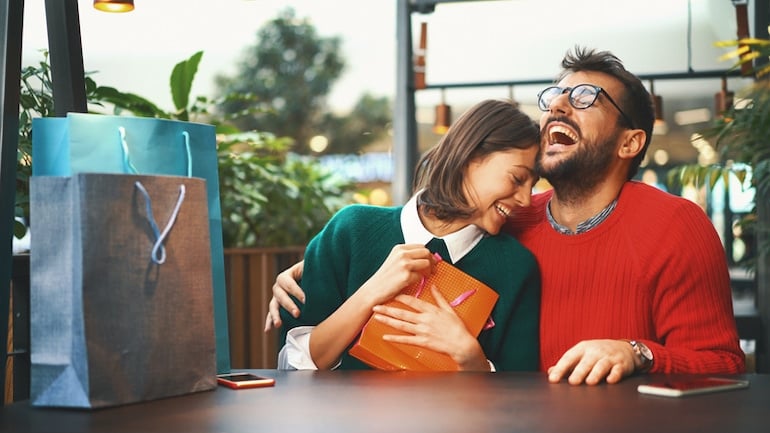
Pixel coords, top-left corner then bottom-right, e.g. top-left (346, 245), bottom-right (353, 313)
top-left (537, 134), bottom-right (617, 204)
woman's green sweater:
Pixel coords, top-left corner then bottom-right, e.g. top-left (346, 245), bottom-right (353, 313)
top-left (279, 204), bottom-right (540, 371)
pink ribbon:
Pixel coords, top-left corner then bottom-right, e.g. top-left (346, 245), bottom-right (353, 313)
top-left (412, 253), bottom-right (495, 330)
top-left (449, 289), bottom-right (477, 307)
top-left (414, 276), bottom-right (427, 298)
top-left (414, 253), bottom-right (445, 298)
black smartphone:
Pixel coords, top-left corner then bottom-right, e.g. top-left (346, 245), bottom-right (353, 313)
top-left (637, 377), bottom-right (749, 397)
top-left (216, 373), bottom-right (276, 390)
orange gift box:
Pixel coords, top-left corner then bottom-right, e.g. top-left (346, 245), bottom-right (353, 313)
top-left (349, 258), bottom-right (499, 371)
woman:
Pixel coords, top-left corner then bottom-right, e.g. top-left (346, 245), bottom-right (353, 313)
top-left (278, 99), bottom-right (541, 371)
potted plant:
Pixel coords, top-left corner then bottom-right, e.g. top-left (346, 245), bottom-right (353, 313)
top-left (668, 37), bottom-right (770, 372)
top-left (669, 38), bottom-right (769, 266)
top-left (13, 54), bottom-right (50, 252)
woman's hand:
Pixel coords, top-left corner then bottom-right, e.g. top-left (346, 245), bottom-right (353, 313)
top-left (307, 244), bottom-right (436, 369)
top-left (371, 285), bottom-right (490, 371)
top-left (357, 244), bottom-right (437, 307)
top-left (264, 245), bottom-right (435, 333)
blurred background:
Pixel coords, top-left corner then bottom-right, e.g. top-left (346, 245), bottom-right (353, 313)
top-left (20, 0), bottom-right (753, 159)
top-left (16, 0), bottom-right (759, 229)
top-left (17, 0), bottom-right (760, 254)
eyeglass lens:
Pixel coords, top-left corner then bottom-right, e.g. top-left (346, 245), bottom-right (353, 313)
top-left (537, 84), bottom-right (634, 129)
top-left (538, 85), bottom-right (599, 110)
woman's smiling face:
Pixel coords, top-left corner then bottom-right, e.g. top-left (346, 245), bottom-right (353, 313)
top-left (462, 146), bottom-right (539, 235)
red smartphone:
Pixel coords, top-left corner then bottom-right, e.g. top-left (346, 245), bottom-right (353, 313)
top-left (216, 373), bottom-right (275, 390)
top-left (637, 377), bottom-right (749, 398)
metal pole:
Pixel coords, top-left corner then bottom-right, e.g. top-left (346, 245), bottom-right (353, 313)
top-left (0, 0), bottom-right (86, 404)
top-left (392, 0), bottom-right (418, 205)
top-left (44, 0), bottom-right (87, 115)
top-left (0, 0), bottom-right (24, 406)
top-left (752, 0), bottom-right (770, 375)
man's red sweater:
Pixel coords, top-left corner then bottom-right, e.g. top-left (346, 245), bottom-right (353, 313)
top-left (505, 181), bottom-right (745, 373)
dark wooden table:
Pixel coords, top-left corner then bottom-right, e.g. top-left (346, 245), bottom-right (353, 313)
top-left (1, 370), bottom-right (767, 433)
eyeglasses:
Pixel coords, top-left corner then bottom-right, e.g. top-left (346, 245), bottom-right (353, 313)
top-left (537, 84), bottom-right (635, 129)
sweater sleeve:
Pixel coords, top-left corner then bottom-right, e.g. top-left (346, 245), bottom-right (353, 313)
top-left (278, 206), bottom-right (353, 345)
top-left (493, 259), bottom-right (541, 371)
top-left (643, 199), bottom-right (745, 374)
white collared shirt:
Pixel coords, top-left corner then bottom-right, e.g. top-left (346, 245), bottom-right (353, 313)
top-left (400, 191), bottom-right (484, 263)
top-left (278, 192), bottom-right (487, 370)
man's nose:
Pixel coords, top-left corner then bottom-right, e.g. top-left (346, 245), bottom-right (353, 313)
top-left (547, 89), bottom-right (572, 115)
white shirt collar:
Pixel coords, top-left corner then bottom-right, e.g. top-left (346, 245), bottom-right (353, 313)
top-left (400, 191), bottom-right (485, 263)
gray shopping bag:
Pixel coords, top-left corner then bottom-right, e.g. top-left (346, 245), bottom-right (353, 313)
top-left (29, 173), bottom-right (217, 408)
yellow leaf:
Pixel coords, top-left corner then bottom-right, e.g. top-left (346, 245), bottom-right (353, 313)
top-left (715, 170), bottom-right (728, 191)
top-left (741, 52), bottom-right (760, 62)
top-left (717, 51), bottom-right (741, 62)
top-left (737, 37), bottom-right (769, 45)
top-left (736, 170), bottom-right (748, 186)
top-left (714, 40), bottom-right (740, 48)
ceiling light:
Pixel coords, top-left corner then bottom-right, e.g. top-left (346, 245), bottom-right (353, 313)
top-left (714, 77), bottom-right (734, 118)
top-left (93, 0), bottom-right (135, 13)
top-left (674, 108), bottom-right (711, 126)
top-left (653, 149), bottom-right (669, 166)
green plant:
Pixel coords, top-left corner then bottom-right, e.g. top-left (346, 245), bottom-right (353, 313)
top-left (164, 51), bottom-right (357, 247)
top-left (217, 133), bottom-right (355, 247)
top-left (16, 50), bottom-right (356, 248)
top-left (14, 56), bottom-right (50, 239)
top-left (668, 38), bottom-right (770, 270)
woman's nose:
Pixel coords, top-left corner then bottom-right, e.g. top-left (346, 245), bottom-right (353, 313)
top-left (515, 188), bottom-right (532, 207)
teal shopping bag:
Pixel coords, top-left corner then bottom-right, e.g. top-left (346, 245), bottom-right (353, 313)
top-left (32, 113), bottom-right (230, 373)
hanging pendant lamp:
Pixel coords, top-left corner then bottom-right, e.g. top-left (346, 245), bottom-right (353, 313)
top-left (414, 21), bottom-right (427, 90)
top-left (433, 88), bottom-right (451, 135)
top-left (649, 80), bottom-right (668, 135)
top-left (93, 0), bottom-right (135, 13)
top-left (714, 77), bottom-right (734, 118)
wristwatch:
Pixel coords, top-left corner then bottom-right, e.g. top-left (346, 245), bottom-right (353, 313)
top-left (628, 340), bottom-right (654, 373)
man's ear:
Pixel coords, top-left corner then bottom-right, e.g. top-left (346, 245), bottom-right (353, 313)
top-left (618, 129), bottom-right (646, 160)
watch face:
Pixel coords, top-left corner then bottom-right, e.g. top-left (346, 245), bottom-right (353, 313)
top-left (639, 343), bottom-right (653, 361)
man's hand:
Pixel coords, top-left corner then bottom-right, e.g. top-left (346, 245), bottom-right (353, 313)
top-left (546, 339), bottom-right (637, 385)
top-left (264, 261), bottom-right (306, 332)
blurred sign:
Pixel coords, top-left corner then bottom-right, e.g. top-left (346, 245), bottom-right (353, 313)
top-left (318, 152), bottom-right (393, 183)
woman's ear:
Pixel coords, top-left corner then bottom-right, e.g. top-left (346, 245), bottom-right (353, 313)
top-left (618, 129), bottom-right (646, 160)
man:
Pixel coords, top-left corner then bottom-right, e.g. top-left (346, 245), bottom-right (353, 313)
top-left (264, 46), bottom-right (745, 384)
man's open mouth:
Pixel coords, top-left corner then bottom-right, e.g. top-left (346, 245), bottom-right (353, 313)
top-left (547, 125), bottom-right (578, 146)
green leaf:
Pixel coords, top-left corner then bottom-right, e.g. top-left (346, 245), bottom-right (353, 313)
top-left (170, 51), bottom-right (203, 114)
top-left (13, 219), bottom-right (27, 239)
top-left (91, 85), bottom-right (167, 118)
top-left (717, 169), bottom-right (730, 192)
